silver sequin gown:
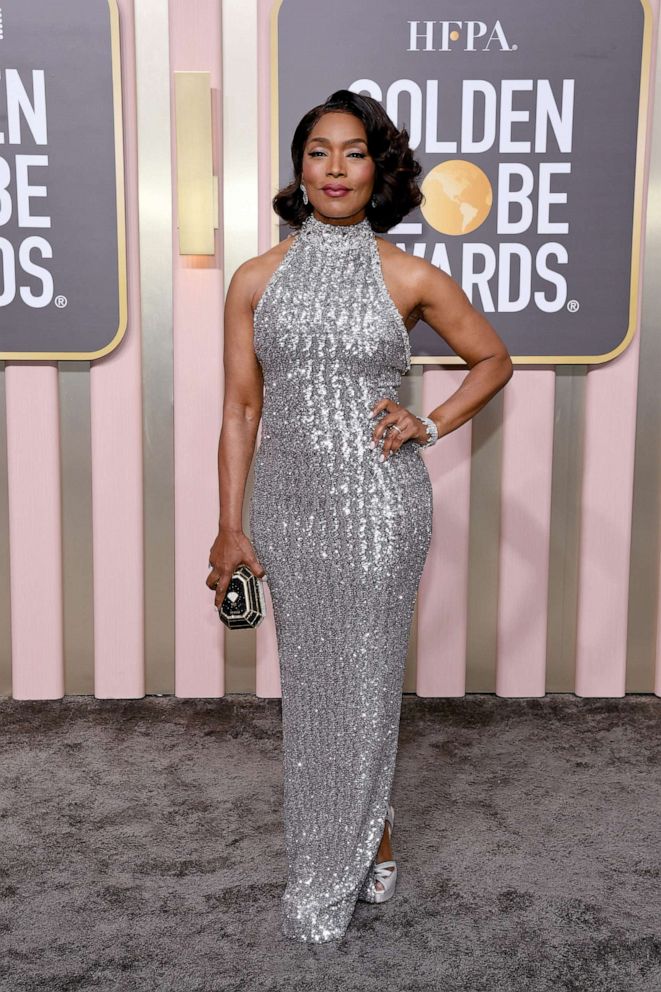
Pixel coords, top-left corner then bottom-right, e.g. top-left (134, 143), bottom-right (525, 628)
top-left (249, 212), bottom-right (433, 942)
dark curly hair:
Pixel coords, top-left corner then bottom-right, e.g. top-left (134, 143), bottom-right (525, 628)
top-left (272, 89), bottom-right (424, 234)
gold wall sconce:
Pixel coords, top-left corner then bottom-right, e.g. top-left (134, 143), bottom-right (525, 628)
top-left (174, 71), bottom-right (218, 255)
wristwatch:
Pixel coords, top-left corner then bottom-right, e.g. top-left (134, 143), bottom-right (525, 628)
top-left (415, 415), bottom-right (439, 448)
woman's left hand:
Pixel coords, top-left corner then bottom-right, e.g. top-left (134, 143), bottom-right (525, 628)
top-left (368, 398), bottom-right (427, 461)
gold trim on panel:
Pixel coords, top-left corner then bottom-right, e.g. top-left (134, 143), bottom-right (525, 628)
top-left (0, 0), bottom-right (128, 362)
top-left (545, 367), bottom-right (587, 692)
top-left (135, 0), bottom-right (175, 694)
top-left (626, 4), bottom-right (661, 692)
top-left (59, 362), bottom-right (95, 696)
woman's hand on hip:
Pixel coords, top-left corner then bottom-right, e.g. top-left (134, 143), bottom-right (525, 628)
top-left (206, 528), bottom-right (266, 608)
top-left (369, 398), bottom-right (426, 461)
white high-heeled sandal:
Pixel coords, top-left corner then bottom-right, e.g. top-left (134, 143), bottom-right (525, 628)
top-left (358, 804), bottom-right (397, 904)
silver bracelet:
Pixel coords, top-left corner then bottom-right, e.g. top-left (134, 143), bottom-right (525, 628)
top-left (415, 415), bottom-right (439, 448)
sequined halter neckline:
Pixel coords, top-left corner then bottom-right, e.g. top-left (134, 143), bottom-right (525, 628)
top-left (298, 212), bottom-right (374, 249)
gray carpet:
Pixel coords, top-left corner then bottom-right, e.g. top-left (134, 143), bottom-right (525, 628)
top-left (0, 694), bottom-right (659, 992)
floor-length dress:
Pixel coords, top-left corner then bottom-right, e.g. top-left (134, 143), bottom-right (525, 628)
top-left (249, 211), bottom-right (433, 942)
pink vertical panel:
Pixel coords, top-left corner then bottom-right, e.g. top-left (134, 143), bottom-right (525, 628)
top-left (255, 0), bottom-right (283, 697)
top-left (91, 0), bottom-right (145, 699)
top-left (416, 368), bottom-right (472, 696)
top-left (575, 338), bottom-right (640, 697)
top-left (255, 582), bottom-right (282, 698)
top-left (172, 272), bottom-right (225, 698)
top-left (575, 0), bottom-right (657, 697)
top-left (496, 370), bottom-right (555, 697)
top-left (5, 364), bottom-right (63, 699)
top-left (169, 0), bottom-right (225, 698)
top-left (257, 0), bottom-right (277, 247)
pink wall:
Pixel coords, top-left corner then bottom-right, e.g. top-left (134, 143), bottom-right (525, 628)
top-left (2, 0), bottom-right (659, 699)
top-left (169, 0), bottom-right (226, 697)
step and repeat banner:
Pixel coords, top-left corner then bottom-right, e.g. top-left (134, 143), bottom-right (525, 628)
top-left (270, 0), bottom-right (653, 364)
top-left (0, 0), bottom-right (126, 360)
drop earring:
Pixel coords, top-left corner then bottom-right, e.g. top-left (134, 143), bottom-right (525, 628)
top-left (300, 183), bottom-right (309, 205)
top-left (371, 195), bottom-right (377, 208)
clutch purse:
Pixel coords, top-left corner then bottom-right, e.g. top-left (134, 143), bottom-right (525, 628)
top-left (217, 563), bottom-right (266, 629)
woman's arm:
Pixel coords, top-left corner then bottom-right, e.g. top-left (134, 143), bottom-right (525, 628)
top-left (206, 260), bottom-right (266, 604)
top-left (217, 261), bottom-right (263, 531)
top-left (413, 262), bottom-right (513, 437)
top-left (370, 253), bottom-right (514, 459)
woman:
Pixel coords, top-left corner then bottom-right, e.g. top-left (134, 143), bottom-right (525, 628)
top-left (206, 89), bottom-right (512, 943)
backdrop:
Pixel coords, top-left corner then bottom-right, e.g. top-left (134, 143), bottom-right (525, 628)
top-left (0, 0), bottom-right (659, 700)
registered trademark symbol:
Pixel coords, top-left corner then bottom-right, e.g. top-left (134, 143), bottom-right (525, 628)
top-left (567, 299), bottom-right (579, 313)
top-left (54, 295), bottom-right (68, 308)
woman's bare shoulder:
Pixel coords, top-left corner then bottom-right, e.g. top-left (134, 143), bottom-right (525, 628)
top-left (373, 233), bottom-right (431, 277)
top-left (230, 233), bottom-right (298, 312)
top-left (373, 234), bottom-right (435, 328)
top-left (373, 234), bottom-right (458, 306)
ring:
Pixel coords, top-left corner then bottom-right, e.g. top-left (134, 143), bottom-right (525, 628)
top-left (392, 424), bottom-right (404, 434)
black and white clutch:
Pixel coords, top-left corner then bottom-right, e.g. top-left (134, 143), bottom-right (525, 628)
top-left (217, 564), bottom-right (266, 629)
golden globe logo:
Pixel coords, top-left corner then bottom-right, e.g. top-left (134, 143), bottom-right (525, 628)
top-left (421, 161), bottom-right (493, 236)
top-left (407, 20), bottom-right (516, 53)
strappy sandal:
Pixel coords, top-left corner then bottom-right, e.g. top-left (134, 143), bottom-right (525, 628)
top-left (358, 804), bottom-right (397, 903)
